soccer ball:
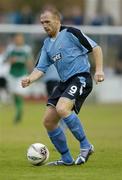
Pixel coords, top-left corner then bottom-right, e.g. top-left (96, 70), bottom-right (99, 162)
top-left (27, 143), bottom-right (49, 165)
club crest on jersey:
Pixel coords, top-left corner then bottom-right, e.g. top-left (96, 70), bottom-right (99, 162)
top-left (52, 53), bottom-right (62, 62)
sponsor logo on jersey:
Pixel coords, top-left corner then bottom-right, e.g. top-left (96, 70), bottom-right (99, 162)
top-left (52, 53), bottom-right (62, 62)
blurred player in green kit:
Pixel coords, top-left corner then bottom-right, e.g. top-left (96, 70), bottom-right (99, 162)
top-left (5, 33), bottom-right (33, 123)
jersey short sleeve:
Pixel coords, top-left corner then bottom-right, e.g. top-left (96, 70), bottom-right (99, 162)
top-left (35, 46), bottom-right (52, 73)
top-left (67, 27), bottom-right (97, 53)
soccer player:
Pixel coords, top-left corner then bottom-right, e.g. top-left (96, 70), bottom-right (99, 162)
top-left (21, 8), bottom-right (104, 165)
top-left (5, 33), bottom-right (33, 123)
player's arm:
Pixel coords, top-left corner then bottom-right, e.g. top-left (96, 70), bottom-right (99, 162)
top-left (21, 69), bottom-right (44, 88)
top-left (26, 48), bottom-right (34, 73)
top-left (26, 59), bottom-right (34, 73)
top-left (92, 46), bottom-right (104, 84)
top-left (21, 46), bottom-right (51, 88)
top-left (67, 28), bottom-right (104, 84)
top-left (4, 51), bottom-right (17, 64)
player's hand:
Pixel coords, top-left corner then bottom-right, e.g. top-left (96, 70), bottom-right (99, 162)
top-left (10, 57), bottom-right (17, 64)
top-left (21, 77), bottom-right (31, 88)
top-left (94, 71), bottom-right (105, 84)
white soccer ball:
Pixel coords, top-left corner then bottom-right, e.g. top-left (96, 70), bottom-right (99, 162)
top-left (27, 143), bottom-right (49, 165)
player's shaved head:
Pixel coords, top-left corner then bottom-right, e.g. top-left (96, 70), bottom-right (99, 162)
top-left (41, 8), bottom-right (61, 21)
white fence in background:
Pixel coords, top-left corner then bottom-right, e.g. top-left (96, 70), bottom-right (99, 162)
top-left (0, 24), bottom-right (122, 35)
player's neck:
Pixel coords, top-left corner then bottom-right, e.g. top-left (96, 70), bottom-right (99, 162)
top-left (51, 24), bottom-right (61, 38)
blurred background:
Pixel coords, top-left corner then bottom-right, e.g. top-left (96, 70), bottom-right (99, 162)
top-left (0, 0), bottom-right (122, 105)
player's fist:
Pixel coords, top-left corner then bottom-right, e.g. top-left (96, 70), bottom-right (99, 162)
top-left (21, 77), bottom-right (30, 88)
top-left (94, 71), bottom-right (104, 84)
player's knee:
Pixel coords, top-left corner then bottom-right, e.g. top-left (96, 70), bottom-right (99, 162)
top-left (43, 117), bottom-right (55, 130)
top-left (43, 118), bottom-right (51, 129)
top-left (56, 104), bottom-right (69, 117)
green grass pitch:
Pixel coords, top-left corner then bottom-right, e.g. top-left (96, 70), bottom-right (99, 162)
top-left (0, 102), bottom-right (122, 180)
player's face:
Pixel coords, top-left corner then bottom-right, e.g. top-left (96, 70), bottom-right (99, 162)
top-left (14, 34), bottom-right (25, 46)
top-left (40, 12), bottom-right (60, 37)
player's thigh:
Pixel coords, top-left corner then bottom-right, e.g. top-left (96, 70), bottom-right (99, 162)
top-left (56, 97), bottom-right (74, 117)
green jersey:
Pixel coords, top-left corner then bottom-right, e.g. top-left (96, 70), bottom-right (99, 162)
top-left (6, 45), bottom-right (33, 77)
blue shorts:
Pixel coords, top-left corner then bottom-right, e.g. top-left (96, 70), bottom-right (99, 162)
top-left (47, 72), bottom-right (93, 114)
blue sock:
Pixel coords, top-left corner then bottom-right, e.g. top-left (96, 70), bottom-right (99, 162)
top-left (59, 119), bottom-right (67, 132)
top-left (63, 113), bottom-right (90, 149)
top-left (48, 127), bottom-right (73, 163)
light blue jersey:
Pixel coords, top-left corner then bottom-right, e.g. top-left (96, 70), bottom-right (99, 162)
top-left (43, 64), bottom-right (60, 82)
top-left (36, 26), bottom-right (97, 82)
